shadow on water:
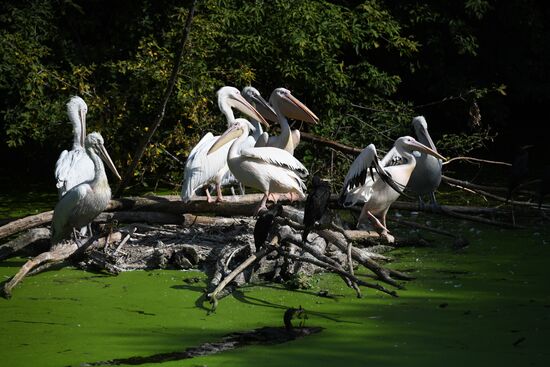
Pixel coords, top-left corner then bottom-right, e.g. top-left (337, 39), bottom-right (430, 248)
top-left (83, 326), bottom-right (323, 366)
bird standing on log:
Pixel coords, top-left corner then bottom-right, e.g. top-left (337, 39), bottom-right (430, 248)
top-left (340, 137), bottom-right (445, 242)
top-left (254, 203), bottom-right (283, 250)
top-left (51, 132), bottom-right (121, 244)
top-left (302, 175), bottom-right (331, 242)
top-left (507, 145), bottom-right (532, 201)
top-left (180, 86), bottom-right (269, 203)
top-left (208, 118), bottom-right (307, 215)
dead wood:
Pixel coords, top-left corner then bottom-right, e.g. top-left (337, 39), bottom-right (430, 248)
top-left (318, 229), bottom-right (412, 287)
top-left (300, 132), bottom-right (363, 155)
top-left (443, 175), bottom-right (549, 211)
top-left (1, 241), bottom-right (79, 298)
top-left (276, 247), bottom-right (397, 297)
top-left (207, 237), bottom-right (279, 311)
top-left (0, 210), bottom-right (53, 240)
top-left (0, 228), bottom-right (51, 261)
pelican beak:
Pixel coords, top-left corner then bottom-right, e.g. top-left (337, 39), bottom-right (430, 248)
top-left (229, 94), bottom-right (270, 129)
top-left (97, 144), bottom-right (122, 180)
top-left (417, 127), bottom-right (437, 152)
top-left (80, 109), bottom-right (86, 147)
top-left (410, 140), bottom-right (446, 161)
top-left (250, 93), bottom-right (278, 123)
top-left (280, 93), bottom-right (319, 124)
top-left (208, 124), bottom-right (244, 155)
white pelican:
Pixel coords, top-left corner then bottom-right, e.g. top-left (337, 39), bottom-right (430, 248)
top-left (241, 86), bottom-right (278, 148)
top-left (263, 87), bottom-right (319, 154)
top-left (54, 96), bottom-right (95, 198)
top-left (406, 116), bottom-right (443, 208)
top-left (180, 86), bottom-right (269, 203)
top-left (340, 136), bottom-right (445, 242)
top-left (208, 118), bottom-right (308, 214)
top-left (51, 132), bottom-right (121, 244)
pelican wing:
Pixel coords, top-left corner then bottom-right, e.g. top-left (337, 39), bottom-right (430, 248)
top-left (54, 148), bottom-right (95, 197)
top-left (180, 134), bottom-right (234, 202)
top-left (240, 146), bottom-right (308, 177)
top-left (187, 132), bottom-right (215, 160)
top-left (380, 146), bottom-right (406, 167)
top-left (341, 144), bottom-right (379, 193)
top-left (51, 184), bottom-right (90, 243)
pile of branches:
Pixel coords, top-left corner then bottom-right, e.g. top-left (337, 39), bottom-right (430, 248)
top-left (0, 195), bottom-right (415, 305)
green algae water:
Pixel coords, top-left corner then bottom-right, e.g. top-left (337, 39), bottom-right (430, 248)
top-left (1, 180), bottom-right (549, 366)
top-left (1, 220), bottom-right (549, 367)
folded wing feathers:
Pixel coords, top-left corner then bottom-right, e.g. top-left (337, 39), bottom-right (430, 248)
top-left (240, 147), bottom-right (308, 177)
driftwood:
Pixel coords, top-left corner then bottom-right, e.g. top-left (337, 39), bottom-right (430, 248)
top-left (0, 228), bottom-right (51, 261)
top-left (443, 175), bottom-right (549, 210)
top-left (3, 190), bottom-right (537, 241)
top-left (0, 210), bottom-right (53, 240)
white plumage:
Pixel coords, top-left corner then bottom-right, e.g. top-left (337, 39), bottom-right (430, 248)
top-left (209, 118), bottom-right (308, 214)
top-left (51, 132), bottom-right (121, 244)
top-left (263, 88), bottom-right (319, 154)
top-left (54, 96), bottom-right (94, 198)
top-left (180, 86), bottom-right (268, 203)
top-left (340, 136), bottom-right (445, 242)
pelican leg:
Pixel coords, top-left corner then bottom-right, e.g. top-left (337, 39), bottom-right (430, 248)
top-left (268, 193), bottom-right (280, 203)
top-left (239, 183), bottom-right (246, 195)
top-left (205, 186), bottom-right (215, 203)
top-left (254, 193), bottom-right (270, 216)
top-left (417, 196), bottom-right (426, 211)
top-left (428, 192), bottom-right (441, 212)
top-left (358, 207), bottom-right (394, 244)
top-left (215, 183), bottom-right (224, 203)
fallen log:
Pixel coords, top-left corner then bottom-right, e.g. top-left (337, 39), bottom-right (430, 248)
top-left (0, 210), bottom-right (53, 240)
top-left (0, 228), bottom-right (51, 261)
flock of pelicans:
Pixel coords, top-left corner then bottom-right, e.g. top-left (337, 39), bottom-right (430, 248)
top-left (51, 86), bottom-right (444, 246)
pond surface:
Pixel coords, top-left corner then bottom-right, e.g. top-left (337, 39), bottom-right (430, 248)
top-left (1, 178), bottom-right (549, 366)
top-left (1, 211), bottom-right (549, 367)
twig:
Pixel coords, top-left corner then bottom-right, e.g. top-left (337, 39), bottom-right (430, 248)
top-left (207, 237), bottom-right (278, 311)
top-left (113, 227), bottom-right (136, 255)
top-left (276, 247), bottom-right (397, 297)
top-left (442, 156), bottom-right (511, 167)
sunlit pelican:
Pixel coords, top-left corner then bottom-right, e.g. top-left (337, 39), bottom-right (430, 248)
top-left (263, 87), bottom-right (319, 154)
top-left (180, 86), bottom-right (269, 203)
top-left (208, 118), bottom-right (308, 214)
top-left (54, 96), bottom-right (95, 198)
top-left (51, 132), bottom-right (121, 244)
top-left (340, 136), bottom-right (445, 242)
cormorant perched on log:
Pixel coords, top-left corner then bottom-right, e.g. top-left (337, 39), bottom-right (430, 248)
top-left (302, 175), bottom-right (331, 242)
top-left (254, 204), bottom-right (283, 250)
top-left (507, 145), bottom-right (532, 201)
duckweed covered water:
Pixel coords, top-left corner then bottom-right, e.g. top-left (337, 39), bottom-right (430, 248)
top-left (1, 219), bottom-right (549, 366)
